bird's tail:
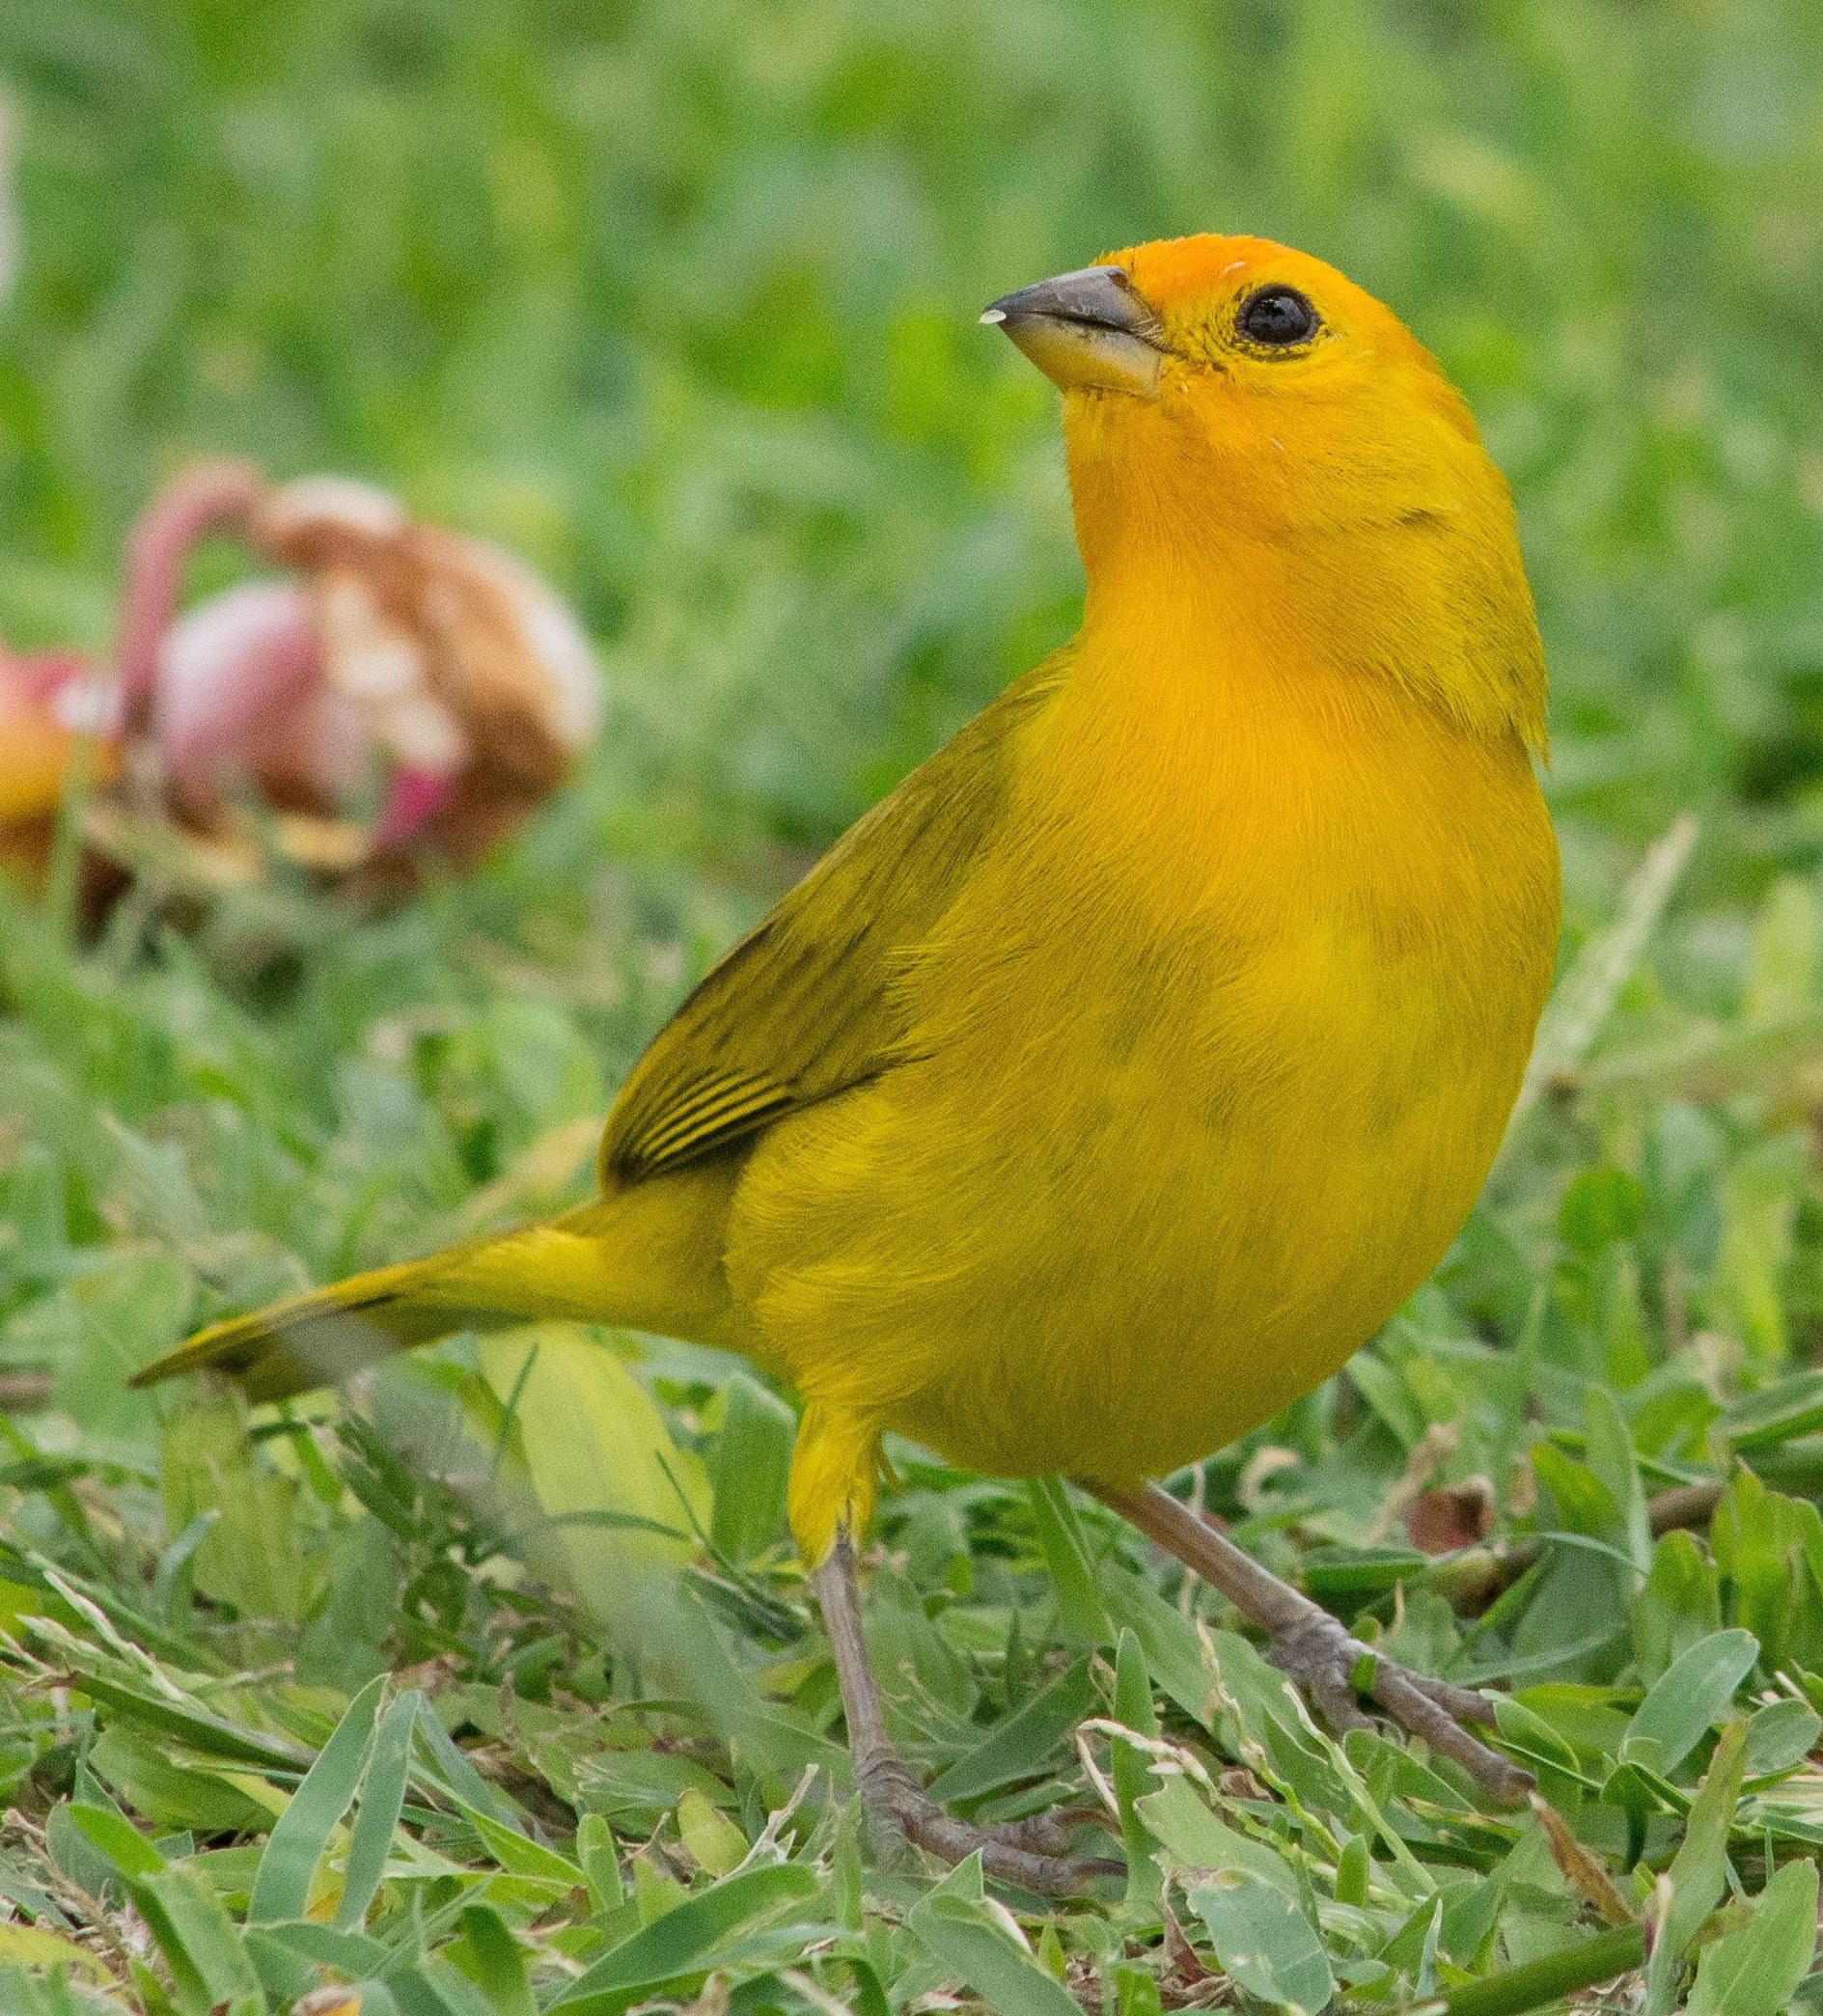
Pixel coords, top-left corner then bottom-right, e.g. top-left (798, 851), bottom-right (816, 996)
top-left (130, 1174), bottom-right (741, 1404)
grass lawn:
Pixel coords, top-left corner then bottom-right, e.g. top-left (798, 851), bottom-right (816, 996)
top-left (7, 2), bottom-right (1823, 2010)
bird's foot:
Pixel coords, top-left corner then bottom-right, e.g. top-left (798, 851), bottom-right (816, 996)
top-left (1268, 1610), bottom-right (1533, 1804)
top-left (856, 1751), bottom-right (1120, 1895)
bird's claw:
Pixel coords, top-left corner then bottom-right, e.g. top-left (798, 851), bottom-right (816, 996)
top-left (1268, 1611), bottom-right (1533, 1805)
top-left (856, 1752), bottom-right (1120, 1894)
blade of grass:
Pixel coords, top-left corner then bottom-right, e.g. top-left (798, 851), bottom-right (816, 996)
top-left (1111, 1628), bottom-right (1162, 1912)
top-left (444, 1795), bottom-right (584, 1892)
top-left (925, 1657), bottom-right (1093, 1805)
top-left (905, 1857), bottom-right (1083, 2016)
top-left (548, 1863), bottom-right (821, 2013)
top-left (248, 1672), bottom-right (387, 1924)
top-left (1508, 814), bottom-right (1698, 1127)
top-left (337, 1688), bottom-right (421, 1930)
top-left (1433, 1924), bottom-right (1645, 2015)
top-left (456, 1904), bottom-right (538, 2016)
top-left (149, 1510), bottom-right (219, 1622)
top-left (139, 1864), bottom-right (265, 2013)
top-left (1026, 1478), bottom-right (1111, 1643)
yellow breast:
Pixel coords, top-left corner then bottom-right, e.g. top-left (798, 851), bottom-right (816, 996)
top-left (728, 641), bottom-right (1559, 1488)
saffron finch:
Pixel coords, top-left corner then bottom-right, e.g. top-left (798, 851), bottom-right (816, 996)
top-left (134, 234), bottom-right (1560, 1889)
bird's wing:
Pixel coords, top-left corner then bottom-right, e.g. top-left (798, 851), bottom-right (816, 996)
top-left (600, 652), bottom-right (1069, 1182)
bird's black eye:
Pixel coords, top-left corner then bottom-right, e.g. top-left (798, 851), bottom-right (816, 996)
top-left (1234, 284), bottom-right (1321, 350)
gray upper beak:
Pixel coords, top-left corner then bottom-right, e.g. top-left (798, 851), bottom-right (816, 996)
top-left (981, 265), bottom-right (1167, 397)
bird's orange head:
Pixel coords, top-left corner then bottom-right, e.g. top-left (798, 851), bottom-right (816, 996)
top-left (983, 233), bottom-right (1546, 751)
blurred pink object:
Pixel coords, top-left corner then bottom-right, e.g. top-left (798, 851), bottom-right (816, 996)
top-left (0, 459), bottom-right (601, 885)
top-left (155, 580), bottom-right (367, 818)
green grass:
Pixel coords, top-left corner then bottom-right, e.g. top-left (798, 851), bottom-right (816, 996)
top-left (8, 1), bottom-right (1823, 2010)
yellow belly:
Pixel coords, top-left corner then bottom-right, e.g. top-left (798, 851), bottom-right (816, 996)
top-left (718, 657), bottom-right (1558, 1560)
top-left (724, 693), bottom-right (1557, 1516)
top-left (730, 908), bottom-right (1529, 1480)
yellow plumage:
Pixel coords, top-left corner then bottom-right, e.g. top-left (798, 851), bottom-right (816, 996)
top-left (134, 233), bottom-right (1559, 1581)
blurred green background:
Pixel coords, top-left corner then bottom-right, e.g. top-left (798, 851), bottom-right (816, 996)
top-left (9, 0), bottom-right (1823, 906)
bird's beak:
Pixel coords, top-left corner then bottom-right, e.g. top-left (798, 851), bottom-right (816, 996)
top-left (981, 264), bottom-right (1166, 397)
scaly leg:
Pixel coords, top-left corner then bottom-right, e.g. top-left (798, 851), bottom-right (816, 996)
top-left (1082, 1478), bottom-right (1533, 1804)
top-left (813, 1532), bottom-right (1120, 1893)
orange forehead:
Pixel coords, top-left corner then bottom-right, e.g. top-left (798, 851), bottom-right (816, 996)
top-left (1102, 234), bottom-right (1367, 319)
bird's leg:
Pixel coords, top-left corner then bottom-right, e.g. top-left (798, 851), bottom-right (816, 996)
top-left (1082, 1478), bottom-right (1533, 1805)
top-left (812, 1531), bottom-right (1118, 1893)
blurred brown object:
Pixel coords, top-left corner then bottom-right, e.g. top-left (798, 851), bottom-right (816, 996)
top-left (0, 461), bottom-right (600, 911)
top-left (1405, 1476), bottom-right (1497, 1555)
top-left (249, 476), bottom-right (600, 868)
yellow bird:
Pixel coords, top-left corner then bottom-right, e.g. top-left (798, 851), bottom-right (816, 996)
top-left (134, 234), bottom-right (1560, 1890)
